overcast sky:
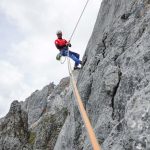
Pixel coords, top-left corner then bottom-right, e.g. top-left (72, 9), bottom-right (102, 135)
top-left (0, 0), bottom-right (102, 118)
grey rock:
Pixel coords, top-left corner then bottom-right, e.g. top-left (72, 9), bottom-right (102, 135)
top-left (0, 76), bottom-right (70, 150)
top-left (26, 77), bottom-right (70, 149)
top-left (54, 0), bottom-right (150, 149)
top-left (46, 77), bottom-right (70, 115)
top-left (31, 108), bottom-right (68, 150)
top-left (0, 100), bottom-right (31, 150)
top-left (21, 83), bottom-right (55, 125)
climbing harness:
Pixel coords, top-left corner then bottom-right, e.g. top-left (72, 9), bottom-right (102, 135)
top-left (66, 0), bottom-right (102, 150)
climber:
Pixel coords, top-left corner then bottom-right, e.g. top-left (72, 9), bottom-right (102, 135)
top-left (55, 30), bottom-right (82, 70)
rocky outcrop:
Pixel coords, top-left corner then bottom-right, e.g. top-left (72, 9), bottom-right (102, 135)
top-left (0, 100), bottom-right (31, 150)
top-left (21, 83), bottom-right (55, 125)
top-left (31, 108), bottom-right (68, 150)
top-left (23, 77), bottom-right (70, 149)
top-left (0, 76), bottom-right (71, 150)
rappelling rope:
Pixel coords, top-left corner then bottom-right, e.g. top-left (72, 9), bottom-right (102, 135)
top-left (69, 0), bottom-right (90, 42)
top-left (67, 59), bottom-right (101, 150)
top-left (67, 0), bottom-right (90, 71)
top-left (66, 0), bottom-right (101, 150)
top-left (60, 56), bottom-right (66, 64)
top-left (61, 0), bottom-right (90, 65)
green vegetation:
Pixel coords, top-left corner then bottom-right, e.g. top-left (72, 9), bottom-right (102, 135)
top-left (29, 131), bottom-right (36, 145)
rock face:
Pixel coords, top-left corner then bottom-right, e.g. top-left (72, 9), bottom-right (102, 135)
top-left (0, 100), bottom-right (31, 150)
top-left (21, 83), bottom-right (55, 125)
top-left (22, 77), bottom-right (70, 149)
top-left (0, 77), bottom-right (70, 150)
top-left (54, 0), bottom-right (150, 149)
top-left (1, 0), bottom-right (150, 149)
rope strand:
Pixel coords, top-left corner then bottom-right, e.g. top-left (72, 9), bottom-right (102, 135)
top-left (69, 0), bottom-right (90, 42)
top-left (67, 0), bottom-right (90, 66)
top-left (66, 0), bottom-right (101, 149)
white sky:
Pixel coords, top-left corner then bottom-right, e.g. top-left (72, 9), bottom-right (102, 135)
top-left (0, 0), bottom-right (102, 118)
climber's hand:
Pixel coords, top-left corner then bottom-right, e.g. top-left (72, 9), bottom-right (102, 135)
top-left (66, 40), bottom-right (71, 47)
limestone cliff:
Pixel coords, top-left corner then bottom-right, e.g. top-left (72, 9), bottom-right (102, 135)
top-left (55, 0), bottom-right (150, 149)
top-left (1, 0), bottom-right (150, 149)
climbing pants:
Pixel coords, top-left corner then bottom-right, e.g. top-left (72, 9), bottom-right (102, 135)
top-left (60, 48), bottom-right (80, 66)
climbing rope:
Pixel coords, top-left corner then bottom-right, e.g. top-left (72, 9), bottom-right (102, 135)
top-left (66, 0), bottom-right (102, 150)
top-left (69, 0), bottom-right (90, 42)
top-left (67, 0), bottom-right (91, 69)
top-left (59, 0), bottom-right (90, 65)
top-left (60, 56), bottom-right (66, 64)
top-left (67, 59), bottom-right (101, 150)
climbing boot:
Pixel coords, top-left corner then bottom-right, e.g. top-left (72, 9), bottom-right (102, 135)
top-left (80, 61), bottom-right (84, 69)
top-left (74, 66), bottom-right (81, 70)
